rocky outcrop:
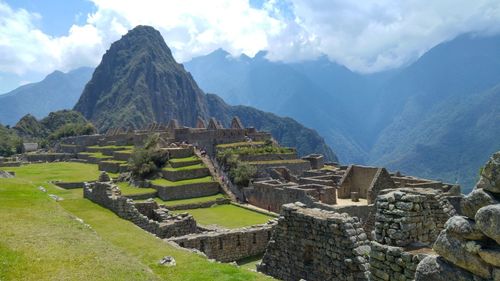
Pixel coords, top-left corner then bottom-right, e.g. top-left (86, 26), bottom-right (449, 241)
top-left (415, 151), bottom-right (500, 281)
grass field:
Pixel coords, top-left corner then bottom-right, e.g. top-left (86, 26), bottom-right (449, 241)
top-left (0, 162), bottom-right (273, 281)
top-left (151, 176), bottom-right (213, 187)
top-left (137, 194), bottom-right (226, 206)
top-left (114, 182), bottom-right (157, 196)
top-left (179, 204), bottom-right (274, 229)
top-left (78, 152), bottom-right (112, 159)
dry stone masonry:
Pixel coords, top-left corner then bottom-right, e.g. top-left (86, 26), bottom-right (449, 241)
top-left (169, 221), bottom-right (276, 262)
top-left (415, 152), bottom-right (500, 281)
top-left (84, 174), bottom-right (197, 238)
top-left (258, 202), bottom-right (370, 281)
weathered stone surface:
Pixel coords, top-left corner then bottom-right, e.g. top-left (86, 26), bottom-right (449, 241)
top-left (475, 204), bottom-right (500, 244)
top-left (258, 203), bottom-right (370, 281)
top-left (415, 255), bottom-right (478, 281)
top-left (476, 152), bottom-right (500, 194)
top-left (433, 230), bottom-right (492, 279)
top-left (461, 188), bottom-right (499, 219)
top-left (444, 216), bottom-right (486, 240)
top-left (478, 247), bottom-right (500, 267)
top-left (98, 171), bottom-right (111, 182)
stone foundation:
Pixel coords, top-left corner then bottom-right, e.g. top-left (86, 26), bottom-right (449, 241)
top-left (154, 182), bottom-right (220, 201)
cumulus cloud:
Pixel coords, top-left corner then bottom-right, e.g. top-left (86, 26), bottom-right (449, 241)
top-left (1, 0), bottom-right (500, 78)
top-left (277, 0), bottom-right (500, 72)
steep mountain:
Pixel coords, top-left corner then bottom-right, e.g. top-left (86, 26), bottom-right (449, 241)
top-left (186, 50), bottom-right (366, 163)
top-left (0, 67), bottom-right (93, 126)
top-left (73, 25), bottom-right (337, 161)
top-left (185, 33), bottom-right (500, 191)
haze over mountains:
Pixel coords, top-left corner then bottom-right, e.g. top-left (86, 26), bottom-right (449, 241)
top-left (185, 34), bottom-right (500, 191)
top-left (1, 28), bottom-right (498, 191)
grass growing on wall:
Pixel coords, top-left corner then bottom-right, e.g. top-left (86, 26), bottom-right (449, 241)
top-left (151, 176), bottom-right (214, 187)
top-left (179, 204), bottom-right (274, 229)
top-left (0, 162), bottom-right (273, 280)
top-left (163, 163), bottom-right (205, 171)
top-left (114, 182), bottom-right (156, 196)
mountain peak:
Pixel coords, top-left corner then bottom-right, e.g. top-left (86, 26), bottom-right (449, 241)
top-left (74, 25), bottom-right (208, 131)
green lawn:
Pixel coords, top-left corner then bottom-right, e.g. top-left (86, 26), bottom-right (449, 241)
top-left (151, 176), bottom-right (214, 187)
top-left (0, 162), bottom-right (273, 280)
top-left (114, 182), bottom-right (156, 196)
top-left (138, 194), bottom-right (226, 207)
top-left (163, 163), bottom-right (205, 171)
top-left (88, 145), bottom-right (134, 150)
top-left (169, 156), bottom-right (200, 163)
top-left (179, 204), bottom-right (274, 229)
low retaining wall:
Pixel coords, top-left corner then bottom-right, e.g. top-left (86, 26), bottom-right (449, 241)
top-left (53, 181), bottom-right (88, 189)
top-left (98, 161), bottom-right (128, 174)
top-left (84, 182), bottom-right (197, 238)
top-left (251, 160), bottom-right (311, 176)
top-left (169, 222), bottom-right (276, 262)
top-left (239, 153), bottom-right (297, 162)
top-left (166, 197), bottom-right (230, 210)
top-left (123, 191), bottom-right (158, 200)
top-left (0, 162), bottom-right (21, 167)
top-left (165, 146), bottom-right (194, 158)
top-left (154, 182), bottom-right (220, 201)
top-left (370, 241), bottom-right (430, 281)
top-left (160, 167), bottom-right (210, 181)
top-left (25, 153), bottom-right (72, 162)
top-left (169, 159), bottom-right (202, 168)
top-left (113, 151), bottom-right (132, 161)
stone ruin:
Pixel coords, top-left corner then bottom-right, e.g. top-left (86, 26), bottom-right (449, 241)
top-left (258, 202), bottom-right (371, 281)
top-left (415, 152), bottom-right (500, 281)
top-left (168, 221), bottom-right (276, 262)
top-left (83, 173), bottom-right (197, 238)
top-left (369, 188), bottom-right (456, 281)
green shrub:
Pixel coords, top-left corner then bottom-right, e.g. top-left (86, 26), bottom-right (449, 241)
top-left (48, 123), bottom-right (97, 141)
top-left (128, 134), bottom-right (168, 179)
top-left (230, 162), bottom-right (257, 187)
top-left (0, 125), bottom-right (23, 156)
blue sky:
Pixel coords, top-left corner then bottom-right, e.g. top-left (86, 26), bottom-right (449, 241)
top-left (1, 0), bottom-right (500, 94)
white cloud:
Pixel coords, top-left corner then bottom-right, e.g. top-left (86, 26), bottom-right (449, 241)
top-left (1, 0), bottom-right (500, 79)
top-left (276, 0), bottom-right (500, 72)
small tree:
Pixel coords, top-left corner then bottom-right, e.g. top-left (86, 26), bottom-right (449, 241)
top-left (230, 161), bottom-right (257, 187)
top-left (128, 134), bottom-right (168, 179)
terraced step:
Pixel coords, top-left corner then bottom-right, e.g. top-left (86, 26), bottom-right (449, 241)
top-left (150, 175), bottom-right (220, 201)
top-left (99, 160), bottom-right (128, 174)
top-left (168, 156), bottom-right (202, 168)
top-left (160, 164), bottom-right (210, 181)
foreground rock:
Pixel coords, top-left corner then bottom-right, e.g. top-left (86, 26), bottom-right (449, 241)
top-left (415, 151), bottom-right (500, 281)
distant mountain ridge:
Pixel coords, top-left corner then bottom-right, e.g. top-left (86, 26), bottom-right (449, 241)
top-left (73, 25), bottom-right (337, 161)
top-left (185, 34), bottom-right (500, 191)
top-left (0, 67), bottom-right (93, 126)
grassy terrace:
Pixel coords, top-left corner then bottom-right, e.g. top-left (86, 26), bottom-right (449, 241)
top-left (247, 159), bottom-right (308, 165)
top-left (216, 141), bottom-right (265, 149)
top-left (79, 152), bottom-right (112, 159)
top-left (179, 204), bottom-right (274, 229)
top-left (169, 156), bottom-right (200, 163)
top-left (115, 182), bottom-right (156, 196)
top-left (136, 194), bottom-right (226, 206)
top-left (151, 176), bottom-right (214, 187)
top-left (0, 162), bottom-right (272, 280)
top-left (162, 163), bottom-right (205, 171)
top-left (87, 145), bottom-right (134, 150)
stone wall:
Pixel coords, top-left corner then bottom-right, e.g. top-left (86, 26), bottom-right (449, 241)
top-left (252, 161), bottom-right (312, 177)
top-left (415, 151), bottom-right (500, 281)
top-left (84, 181), bottom-right (197, 238)
top-left (169, 222), bottom-right (276, 262)
top-left (98, 161), bottom-right (128, 174)
top-left (367, 168), bottom-right (397, 204)
top-left (53, 181), bottom-right (88, 189)
top-left (370, 241), bottom-right (429, 281)
top-left (258, 203), bottom-right (370, 281)
top-left (239, 153), bottom-right (297, 162)
top-left (160, 167), bottom-right (210, 181)
top-left (374, 188), bottom-right (452, 247)
top-left (165, 146), bottom-right (194, 158)
top-left (25, 153), bottom-right (73, 162)
top-left (154, 182), bottom-right (220, 201)
top-left (338, 165), bottom-right (380, 200)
